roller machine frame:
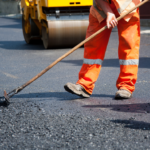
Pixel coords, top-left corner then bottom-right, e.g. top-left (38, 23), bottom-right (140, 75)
top-left (21, 0), bottom-right (92, 49)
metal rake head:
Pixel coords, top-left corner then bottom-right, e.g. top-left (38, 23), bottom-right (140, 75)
top-left (0, 88), bottom-right (22, 106)
top-left (3, 90), bottom-right (10, 105)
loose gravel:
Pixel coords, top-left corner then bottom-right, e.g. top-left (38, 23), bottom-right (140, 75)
top-left (0, 100), bottom-right (150, 150)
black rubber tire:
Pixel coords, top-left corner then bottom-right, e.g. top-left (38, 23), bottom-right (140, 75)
top-left (42, 26), bottom-right (51, 49)
top-left (22, 14), bottom-right (41, 44)
top-left (22, 15), bottom-right (31, 44)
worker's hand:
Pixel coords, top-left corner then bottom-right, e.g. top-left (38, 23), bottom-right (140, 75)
top-left (106, 12), bottom-right (118, 29)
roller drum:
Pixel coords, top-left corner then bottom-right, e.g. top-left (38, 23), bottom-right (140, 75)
top-left (43, 20), bottom-right (89, 48)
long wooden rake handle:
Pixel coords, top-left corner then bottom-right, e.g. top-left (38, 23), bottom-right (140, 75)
top-left (5, 0), bottom-right (149, 100)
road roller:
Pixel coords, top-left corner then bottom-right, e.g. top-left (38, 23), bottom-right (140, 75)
top-left (21, 0), bottom-right (92, 49)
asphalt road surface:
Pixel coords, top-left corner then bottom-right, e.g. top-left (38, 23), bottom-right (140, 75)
top-left (0, 17), bottom-right (150, 149)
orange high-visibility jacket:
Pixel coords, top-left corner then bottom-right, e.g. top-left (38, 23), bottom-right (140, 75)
top-left (91, 0), bottom-right (141, 23)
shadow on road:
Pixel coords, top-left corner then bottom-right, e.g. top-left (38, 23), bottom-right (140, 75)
top-left (61, 57), bottom-right (150, 68)
top-left (82, 102), bottom-right (150, 113)
top-left (111, 119), bottom-right (150, 130)
top-left (0, 17), bottom-right (22, 29)
top-left (0, 41), bottom-right (44, 50)
top-left (0, 40), bottom-right (80, 50)
top-left (0, 23), bottom-right (21, 29)
top-left (12, 92), bottom-right (114, 100)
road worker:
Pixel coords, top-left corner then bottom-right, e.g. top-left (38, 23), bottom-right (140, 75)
top-left (64, 0), bottom-right (141, 99)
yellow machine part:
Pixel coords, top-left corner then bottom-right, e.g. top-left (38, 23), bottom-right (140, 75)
top-left (40, 0), bottom-right (92, 7)
top-left (21, 0), bottom-right (93, 49)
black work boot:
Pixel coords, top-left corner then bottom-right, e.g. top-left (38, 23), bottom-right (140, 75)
top-left (115, 89), bottom-right (132, 100)
top-left (64, 83), bottom-right (90, 98)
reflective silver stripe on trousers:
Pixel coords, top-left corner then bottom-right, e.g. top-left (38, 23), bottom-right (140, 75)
top-left (119, 59), bottom-right (139, 65)
top-left (83, 58), bottom-right (103, 65)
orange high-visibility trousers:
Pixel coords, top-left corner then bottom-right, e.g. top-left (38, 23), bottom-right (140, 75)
top-left (76, 4), bottom-right (140, 95)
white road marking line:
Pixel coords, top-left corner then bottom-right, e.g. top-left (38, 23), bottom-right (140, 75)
top-left (0, 71), bottom-right (18, 79)
top-left (140, 30), bottom-right (150, 34)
